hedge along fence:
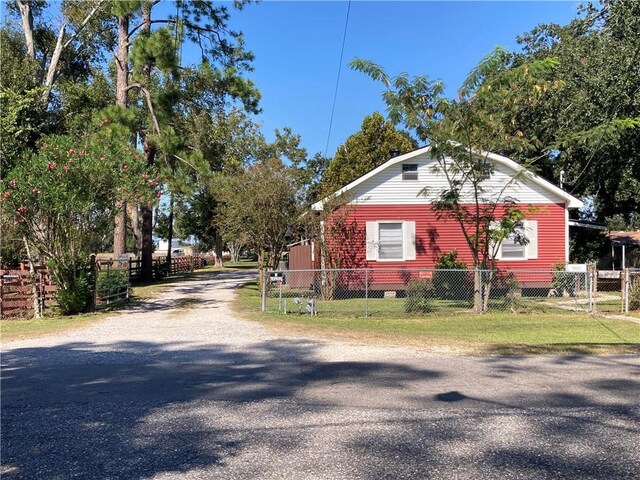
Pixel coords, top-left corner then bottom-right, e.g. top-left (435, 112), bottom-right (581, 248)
top-left (0, 267), bottom-right (57, 319)
top-left (0, 260), bottom-right (126, 319)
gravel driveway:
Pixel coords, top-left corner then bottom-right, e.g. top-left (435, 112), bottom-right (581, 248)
top-left (2, 270), bottom-right (639, 479)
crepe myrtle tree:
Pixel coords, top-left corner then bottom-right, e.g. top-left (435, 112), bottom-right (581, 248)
top-left (216, 157), bottom-right (304, 287)
top-left (0, 129), bottom-right (160, 315)
top-left (351, 48), bottom-right (559, 312)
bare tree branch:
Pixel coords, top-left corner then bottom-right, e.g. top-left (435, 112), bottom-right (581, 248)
top-left (126, 83), bottom-right (161, 134)
top-left (17, 0), bottom-right (35, 60)
top-left (41, 0), bottom-right (108, 105)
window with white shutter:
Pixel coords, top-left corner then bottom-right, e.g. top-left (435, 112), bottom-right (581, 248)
top-left (497, 220), bottom-right (538, 260)
top-left (365, 221), bottom-right (416, 261)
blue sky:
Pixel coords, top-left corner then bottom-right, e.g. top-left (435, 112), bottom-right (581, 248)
top-left (209, 1), bottom-right (578, 159)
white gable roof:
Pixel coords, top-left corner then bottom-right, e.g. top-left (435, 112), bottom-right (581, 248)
top-left (311, 146), bottom-right (583, 210)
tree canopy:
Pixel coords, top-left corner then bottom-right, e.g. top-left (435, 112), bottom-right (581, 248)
top-left (512, 0), bottom-right (640, 225)
top-left (320, 112), bottom-right (417, 197)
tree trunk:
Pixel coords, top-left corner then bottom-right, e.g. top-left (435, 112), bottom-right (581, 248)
top-left (165, 192), bottom-right (174, 275)
top-left (473, 268), bottom-right (483, 314)
top-left (113, 13), bottom-right (130, 258)
top-left (113, 201), bottom-right (127, 258)
top-left (141, 205), bottom-right (154, 281)
top-left (17, 1), bottom-right (35, 60)
top-left (482, 270), bottom-right (494, 313)
top-left (214, 231), bottom-right (224, 267)
top-left (139, 4), bottom-right (156, 281)
top-left (127, 203), bottom-right (142, 255)
top-left (22, 237), bottom-right (41, 318)
top-left (228, 241), bottom-right (242, 263)
top-left (41, 25), bottom-right (66, 103)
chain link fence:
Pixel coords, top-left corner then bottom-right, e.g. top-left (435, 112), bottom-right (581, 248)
top-left (264, 268), bottom-right (594, 317)
top-left (591, 268), bottom-right (640, 316)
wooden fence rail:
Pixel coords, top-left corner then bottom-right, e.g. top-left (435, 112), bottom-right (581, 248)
top-left (0, 268), bottom-right (57, 319)
top-left (128, 255), bottom-right (209, 283)
top-left (1, 255), bottom-right (211, 319)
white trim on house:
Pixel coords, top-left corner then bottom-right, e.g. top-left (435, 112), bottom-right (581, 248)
top-left (312, 146), bottom-right (584, 210)
top-left (565, 208), bottom-right (570, 262)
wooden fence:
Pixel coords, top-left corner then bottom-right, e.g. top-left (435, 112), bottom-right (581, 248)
top-left (1, 255), bottom-right (212, 319)
top-left (128, 255), bottom-right (209, 283)
top-left (0, 268), bottom-right (57, 319)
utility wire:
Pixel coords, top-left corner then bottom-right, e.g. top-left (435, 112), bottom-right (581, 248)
top-left (324, 0), bottom-right (352, 158)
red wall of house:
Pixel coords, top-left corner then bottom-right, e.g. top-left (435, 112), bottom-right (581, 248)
top-left (329, 203), bottom-right (567, 270)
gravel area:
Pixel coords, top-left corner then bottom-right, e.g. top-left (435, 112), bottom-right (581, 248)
top-left (2, 270), bottom-right (639, 479)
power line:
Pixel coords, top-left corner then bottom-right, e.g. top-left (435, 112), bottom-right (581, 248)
top-left (324, 0), bottom-right (351, 158)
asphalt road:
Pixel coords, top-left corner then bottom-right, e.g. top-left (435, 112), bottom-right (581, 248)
top-left (2, 271), bottom-right (639, 479)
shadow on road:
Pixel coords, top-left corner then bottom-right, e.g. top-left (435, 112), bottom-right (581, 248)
top-left (1, 339), bottom-right (441, 479)
top-left (2, 341), bottom-right (639, 479)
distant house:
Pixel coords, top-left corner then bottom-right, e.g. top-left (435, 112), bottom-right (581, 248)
top-left (297, 146), bottom-right (582, 275)
top-left (607, 230), bottom-right (640, 269)
top-left (155, 238), bottom-right (196, 257)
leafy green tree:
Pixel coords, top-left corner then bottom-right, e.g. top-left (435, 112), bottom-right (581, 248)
top-left (320, 112), bottom-right (417, 197)
top-left (216, 157), bottom-right (303, 281)
top-left (0, 130), bottom-right (158, 314)
top-left (121, 1), bottom-right (260, 279)
top-left (513, 0), bottom-right (640, 225)
top-left (172, 109), bottom-right (262, 265)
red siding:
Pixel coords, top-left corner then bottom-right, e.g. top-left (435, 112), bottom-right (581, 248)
top-left (328, 203), bottom-right (566, 271)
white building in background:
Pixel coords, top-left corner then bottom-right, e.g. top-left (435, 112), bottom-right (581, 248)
top-left (155, 238), bottom-right (196, 257)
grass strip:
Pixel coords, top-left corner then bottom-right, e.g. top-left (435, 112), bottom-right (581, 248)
top-left (234, 282), bottom-right (640, 355)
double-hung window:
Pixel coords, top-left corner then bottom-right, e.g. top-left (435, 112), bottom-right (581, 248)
top-left (500, 223), bottom-right (527, 259)
top-left (496, 220), bottom-right (538, 260)
top-left (378, 223), bottom-right (403, 260)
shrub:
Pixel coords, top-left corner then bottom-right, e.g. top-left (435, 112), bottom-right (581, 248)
top-left (432, 250), bottom-right (470, 300)
top-left (630, 280), bottom-right (640, 311)
top-left (96, 269), bottom-right (129, 298)
top-left (552, 263), bottom-right (576, 297)
top-left (51, 257), bottom-right (94, 315)
top-left (405, 280), bottom-right (432, 313)
top-left (154, 260), bottom-right (169, 280)
top-left (500, 272), bottom-right (522, 310)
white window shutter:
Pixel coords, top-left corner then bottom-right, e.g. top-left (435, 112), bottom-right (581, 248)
top-left (403, 221), bottom-right (416, 260)
top-left (366, 221), bottom-right (378, 260)
top-left (490, 220), bottom-right (500, 259)
top-left (525, 220), bottom-right (538, 259)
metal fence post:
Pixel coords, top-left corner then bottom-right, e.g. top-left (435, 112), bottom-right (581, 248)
top-left (585, 271), bottom-right (591, 313)
top-left (623, 268), bottom-right (630, 314)
top-left (365, 268), bottom-right (369, 317)
top-left (587, 264), bottom-right (596, 313)
top-left (261, 270), bottom-right (268, 312)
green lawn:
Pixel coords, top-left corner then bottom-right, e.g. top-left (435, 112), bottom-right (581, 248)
top-left (235, 283), bottom-right (640, 355)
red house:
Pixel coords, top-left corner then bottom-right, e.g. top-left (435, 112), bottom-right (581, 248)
top-left (305, 147), bottom-right (582, 282)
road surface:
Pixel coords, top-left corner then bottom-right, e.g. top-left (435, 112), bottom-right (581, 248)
top-left (2, 270), bottom-right (639, 479)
